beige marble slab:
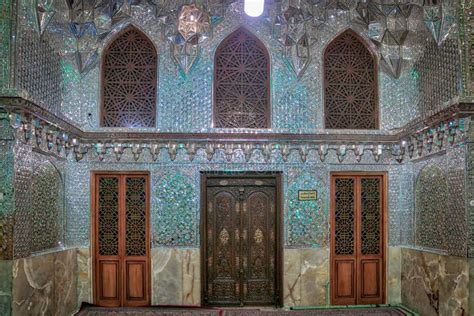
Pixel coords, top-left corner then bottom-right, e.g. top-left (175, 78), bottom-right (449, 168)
top-left (152, 248), bottom-right (200, 306)
top-left (387, 247), bottom-right (401, 304)
top-left (77, 248), bottom-right (92, 306)
top-left (401, 248), bottom-right (468, 316)
top-left (283, 248), bottom-right (329, 307)
top-left (12, 248), bottom-right (77, 316)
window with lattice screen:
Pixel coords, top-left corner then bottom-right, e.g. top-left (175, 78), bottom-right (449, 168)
top-left (324, 30), bottom-right (378, 129)
top-left (101, 26), bottom-right (157, 128)
top-left (214, 27), bottom-right (271, 129)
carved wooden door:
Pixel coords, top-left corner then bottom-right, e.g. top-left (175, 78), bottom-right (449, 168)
top-left (330, 174), bottom-right (386, 305)
top-left (203, 177), bottom-right (279, 306)
top-left (93, 173), bottom-right (150, 307)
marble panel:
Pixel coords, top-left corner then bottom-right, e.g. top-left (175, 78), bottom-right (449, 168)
top-left (387, 247), bottom-right (401, 304)
top-left (469, 258), bottom-right (474, 316)
top-left (12, 252), bottom-right (55, 315)
top-left (283, 248), bottom-right (301, 307)
top-left (299, 248), bottom-right (329, 307)
top-left (152, 248), bottom-right (200, 306)
top-left (401, 248), bottom-right (468, 316)
top-left (12, 249), bottom-right (77, 316)
top-left (54, 250), bottom-right (77, 316)
top-left (77, 248), bottom-right (92, 306)
top-left (283, 248), bottom-right (329, 307)
top-left (0, 260), bottom-right (12, 316)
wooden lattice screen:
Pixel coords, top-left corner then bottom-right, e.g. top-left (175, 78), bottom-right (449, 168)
top-left (214, 27), bottom-right (271, 129)
top-left (101, 26), bottom-right (157, 128)
top-left (324, 30), bottom-right (378, 129)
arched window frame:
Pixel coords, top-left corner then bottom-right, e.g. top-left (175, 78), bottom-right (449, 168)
top-left (100, 25), bottom-right (158, 128)
top-left (323, 29), bottom-right (379, 130)
top-left (213, 27), bottom-right (271, 129)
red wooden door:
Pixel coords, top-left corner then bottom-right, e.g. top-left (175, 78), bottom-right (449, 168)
top-left (93, 172), bottom-right (150, 307)
top-left (330, 174), bottom-right (386, 305)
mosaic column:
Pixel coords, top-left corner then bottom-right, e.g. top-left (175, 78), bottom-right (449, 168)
top-left (467, 120), bottom-right (474, 258)
top-left (460, 0), bottom-right (474, 97)
top-left (0, 0), bottom-right (15, 92)
top-left (0, 113), bottom-right (14, 259)
top-left (0, 113), bottom-right (14, 316)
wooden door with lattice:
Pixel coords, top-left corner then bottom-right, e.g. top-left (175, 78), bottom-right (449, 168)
top-left (330, 173), bottom-right (386, 305)
top-left (92, 172), bottom-right (150, 307)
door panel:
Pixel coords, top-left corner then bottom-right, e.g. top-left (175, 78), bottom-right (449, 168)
top-left (98, 261), bottom-right (120, 301)
top-left (358, 177), bottom-right (383, 304)
top-left (93, 173), bottom-right (150, 307)
top-left (335, 260), bottom-right (355, 301)
top-left (242, 189), bottom-right (275, 305)
top-left (123, 176), bottom-right (149, 306)
top-left (331, 174), bottom-right (385, 306)
top-left (360, 260), bottom-right (380, 297)
top-left (203, 176), bottom-right (280, 306)
top-left (126, 261), bottom-right (146, 299)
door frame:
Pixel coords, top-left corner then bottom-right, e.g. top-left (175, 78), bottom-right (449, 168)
top-left (200, 172), bottom-right (284, 307)
top-left (329, 171), bottom-right (388, 305)
top-left (91, 171), bottom-right (151, 307)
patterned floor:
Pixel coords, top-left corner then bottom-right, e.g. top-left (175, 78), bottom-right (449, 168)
top-left (75, 306), bottom-right (413, 316)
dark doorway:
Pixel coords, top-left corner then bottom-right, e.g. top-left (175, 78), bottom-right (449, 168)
top-left (201, 173), bottom-right (283, 306)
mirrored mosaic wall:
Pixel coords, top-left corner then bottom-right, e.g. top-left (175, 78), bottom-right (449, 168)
top-left (11, 139), bottom-right (65, 259)
top-left (63, 148), bottom-right (412, 250)
top-left (14, 0), bottom-right (65, 114)
top-left (413, 145), bottom-right (467, 257)
top-left (460, 0), bottom-right (474, 96)
top-left (7, 0), bottom-right (462, 133)
top-left (0, 0), bottom-right (12, 89)
top-left (0, 114), bottom-right (14, 260)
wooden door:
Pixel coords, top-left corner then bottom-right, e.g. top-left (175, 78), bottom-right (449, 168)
top-left (202, 175), bottom-right (282, 306)
top-left (330, 173), bottom-right (386, 305)
top-left (93, 172), bottom-right (150, 307)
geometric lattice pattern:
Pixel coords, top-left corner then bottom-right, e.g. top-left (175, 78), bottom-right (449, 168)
top-left (31, 161), bottom-right (63, 253)
top-left (334, 178), bottom-right (355, 255)
top-left (125, 177), bottom-right (146, 256)
top-left (98, 177), bottom-right (119, 256)
top-left (415, 165), bottom-right (448, 251)
top-left (102, 27), bottom-right (157, 128)
top-left (214, 27), bottom-right (270, 128)
top-left (360, 178), bottom-right (381, 255)
top-left (324, 30), bottom-right (378, 129)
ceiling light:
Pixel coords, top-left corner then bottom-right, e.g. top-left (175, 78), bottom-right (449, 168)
top-left (244, 0), bottom-right (264, 17)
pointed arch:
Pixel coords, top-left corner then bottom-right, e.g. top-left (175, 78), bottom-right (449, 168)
top-left (101, 25), bottom-right (158, 128)
top-left (213, 27), bottom-right (271, 128)
top-left (324, 29), bottom-right (378, 129)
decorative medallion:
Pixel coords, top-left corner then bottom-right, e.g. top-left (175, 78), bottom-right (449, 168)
top-left (219, 228), bottom-right (230, 245)
top-left (254, 228), bottom-right (264, 244)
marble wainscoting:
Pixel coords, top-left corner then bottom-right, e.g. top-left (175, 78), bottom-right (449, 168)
top-left (469, 258), bottom-right (474, 315)
top-left (401, 248), bottom-right (469, 316)
top-left (283, 248), bottom-right (329, 307)
top-left (387, 247), bottom-right (401, 304)
top-left (152, 248), bottom-right (200, 306)
top-left (77, 248), bottom-right (92, 306)
top-left (12, 248), bottom-right (78, 316)
top-left (0, 260), bottom-right (12, 316)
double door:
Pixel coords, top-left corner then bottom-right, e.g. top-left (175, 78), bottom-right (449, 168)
top-left (92, 172), bottom-right (150, 307)
top-left (202, 175), bottom-right (282, 306)
top-left (330, 173), bottom-right (386, 305)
